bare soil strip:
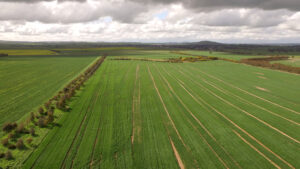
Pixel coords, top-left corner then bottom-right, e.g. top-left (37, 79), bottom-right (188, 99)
top-left (232, 130), bottom-right (281, 169)
top-left (157, 65), bottom-right (241, 169)
top-left (147, 65), bottom-right (188, 148)
top-left (256, 72), bottom-right (265, 75)
top-left (194, 68), bottom-right (300, 115)
top-left (255, 86), bottom-right (270, 92)
top-left (178, 68), bottom-right (299, 144)
top-left (197, 77), bottom-right (299, 126)
top-left (168, 66), bottom-right (295, 169)
top-left (169, 137), bottom-right (186, 169)
top-left (258, 76), bottom-right (267, 79)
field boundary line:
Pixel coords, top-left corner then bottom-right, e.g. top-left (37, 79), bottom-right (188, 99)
top-left (157, 65), bottom-right (241, 169)
top-left (166, 65), bottom-right (295, 169)
top-left (147, 65), bottom-right (188, 148)
top-left (192, 67), bottom-right (300, 115)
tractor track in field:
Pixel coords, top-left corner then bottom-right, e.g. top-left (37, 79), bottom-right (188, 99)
top-left (157, 65), bottom-right (242, 169)
top-left (60, 84), bottom-right (102, 169)
top-left (177, 67), bottom-right (299, 144)
top-left (29, 96), bottom-right (91, 169)
top-left (61, 59), bottom-right (109, 169)
top-left (89, 62), bottom-right (131, 169)
top-left (169, 137), bottom-right (185, 169)
top-left (193, 67), bottom-right (300, 115)
top-left (147, 65), bottom-right (188, 149)
top-left (232, 130), bottom-right (281, 169)
top-left (195, 76), bottom-right (299, 126)
top-left (131, 65), bottom-right (140, 145)
top-left (164, 65), bottom-right (295, 169)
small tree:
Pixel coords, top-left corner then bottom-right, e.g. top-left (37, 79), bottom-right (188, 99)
top-left (8, 144), bottom-right (16, 150)
top-left (2, 122), bottom-right (17, 133)
top-left (16, 123), bottom-right (25, 133)
top-left (26, 138), bottom-right (33, 145)
top-left (38, 117), bottom-right (46, 128)
top-left (5, 151), bottom-right (13, 160)
top-left (29, 127), bottom-right (35, 136)
top-left (44, 101), bottom-right (51, 110)
top-left (1, 138), bottom-right (9, 147)
top-left (38, 107), bottom-right (44, 115)
top-left (8, 133), bottom-right (15, 139)
top-left (0, 152), bottom-right (4, 159)
top-left (16, 139), bottom-right (24, 149)
top-left (47, 113), bottom-right (54, 124)
top-left (30, 112), bottom-right (35, 122)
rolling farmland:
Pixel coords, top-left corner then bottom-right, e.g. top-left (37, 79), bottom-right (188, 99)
top-left (0, 48), bottom-right (299, 169)
top-left (17, 56), bottom-right (299, 169)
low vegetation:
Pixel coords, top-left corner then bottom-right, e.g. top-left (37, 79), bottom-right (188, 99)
top-left (241, 56), bottom-right (300, 74)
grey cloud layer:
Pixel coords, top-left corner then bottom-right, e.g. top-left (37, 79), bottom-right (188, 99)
top-left (1, 0), bottom-right (300, 11)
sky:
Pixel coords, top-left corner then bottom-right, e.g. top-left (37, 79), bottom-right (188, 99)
top-left (0, 0), bottom-right (300, 43)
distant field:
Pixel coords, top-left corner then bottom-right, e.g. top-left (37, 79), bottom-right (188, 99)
top-left (21, 58), bottom-right (299, 169)
top-left (176, 50), bottom-right (267, 61)
top-left (0, 55), bottom-right (97, 129)
top-left (0, 49), bottom-right (56, 56)
top-left (271, 56), bottom-right (300, 67)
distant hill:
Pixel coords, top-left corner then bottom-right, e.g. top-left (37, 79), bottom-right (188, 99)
top-left (194, 41), bottom-right (223, 46)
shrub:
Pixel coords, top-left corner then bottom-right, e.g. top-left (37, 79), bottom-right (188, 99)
top-left (8, 144), bottom-right (16, 150)
top-left (8, 133), bottom-right (15, 139)
top-left (1, 138), bottom-right (9, 147)
top-left (38, 117), bottom-right (46, 128)
top-left (16, 139), bottom-right (24, 149)
top-left (16, 123), bottom-right (25, 133)
top-left (29, 127), bottom-right (35, 136)
top-left (5, 151), bottom-right (13, 160)
top-left (2, 122), bottom-right (17, 133)
top-left (0, 152), bottom-right (4, 159)
top-left (38, 107), bottom-right (44, 115)
top-left (29, 112), bottom-right (35, 122)
top-left (26, 138), bottom-right (33, 145)
top-left (47, 113), bottom-right (54, 124)
top-left (44, 101), bottom-right (51, 110)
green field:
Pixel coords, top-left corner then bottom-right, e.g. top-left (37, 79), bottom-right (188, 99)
top-left (0, 49), bottom-right (56, 56)
top-left (0, 49), bottom-right (299, 169)
top-left (0, 55), bottom-right (97, 128)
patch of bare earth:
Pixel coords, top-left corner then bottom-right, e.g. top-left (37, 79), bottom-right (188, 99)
top-left (258, 76), bottom-right (267, 79)
top-left (255, 72), bottom-right (265, 75)
top-left (255, 86), bottom-right (270, 92)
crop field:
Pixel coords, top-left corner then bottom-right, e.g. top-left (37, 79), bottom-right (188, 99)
top-left (0, 50), bottom-right (56, 56)
top-left (0, 55), bottom-right (97, 129)
top-left (0, 48), bottom-right (299, 169)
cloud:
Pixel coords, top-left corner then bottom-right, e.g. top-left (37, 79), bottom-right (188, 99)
top-left (0, 0), bottom-right (299, 43)
top-left (0, 1), bottom-right (148, 24)
top-left (130, 0), bottom-right (300, 11)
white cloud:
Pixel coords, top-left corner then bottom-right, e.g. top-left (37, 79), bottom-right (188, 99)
top-left (0, 0), bottom-right (299, 43)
